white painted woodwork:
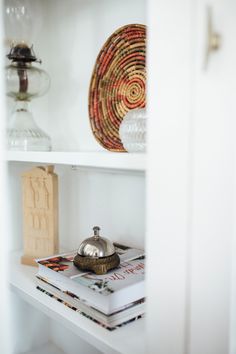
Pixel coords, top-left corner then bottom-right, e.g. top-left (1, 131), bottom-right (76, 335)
top-left (147, 1), bottom-right (236, 354)
top-left (0, 0), bottom-right (11, 352)
top-left (189, 1), bottom-right (236, 354)
top-left (146, 1), bottom-right (193, 354)
top-left (7, 151), bottom-right (146, 171)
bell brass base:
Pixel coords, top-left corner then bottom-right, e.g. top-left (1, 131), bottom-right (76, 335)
top-left (73, 253), bottom-right (120, 275)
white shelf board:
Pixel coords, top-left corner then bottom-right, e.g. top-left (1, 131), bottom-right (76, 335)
top-left (10, 251), bottom-right (147, 354)
top-left (7, 151), bottom-right (146, 171)
top-left (24, 342), bottom-right (65, 354)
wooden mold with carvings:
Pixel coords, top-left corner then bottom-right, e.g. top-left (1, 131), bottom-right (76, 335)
top-left (21, 165), bottom-right (59, 266)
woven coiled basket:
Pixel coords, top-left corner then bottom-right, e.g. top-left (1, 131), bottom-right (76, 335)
top-left (89, 24), bottom-right (146, 152)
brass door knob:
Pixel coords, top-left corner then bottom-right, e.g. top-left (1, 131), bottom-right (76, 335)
top-left (204, 6), bottom-right (221, 70)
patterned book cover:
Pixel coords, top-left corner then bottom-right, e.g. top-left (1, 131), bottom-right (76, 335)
top-left (70, 258), bottom-right (144, 296)
top-left (36, 243), bottom-right (144, 279)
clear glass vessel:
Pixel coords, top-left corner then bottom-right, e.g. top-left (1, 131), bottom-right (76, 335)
top-left (5, 44), bottom-right (51, 151)
top-left (119, 108), bottom-right (147, 152)
top-left (6, 62), bottom-right (50, 101)
top-left (7, 101), bottom-right (51, 151)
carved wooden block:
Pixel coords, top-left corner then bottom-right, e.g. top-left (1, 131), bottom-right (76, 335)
top-left (21, 165), bottom-right (59, 266)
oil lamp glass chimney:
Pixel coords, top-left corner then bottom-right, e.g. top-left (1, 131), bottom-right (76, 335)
top-left (5, 0), bottom-right (43, 48)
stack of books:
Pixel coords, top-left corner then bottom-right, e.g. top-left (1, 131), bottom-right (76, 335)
top-left (35, 243), bottom-right (145, 330)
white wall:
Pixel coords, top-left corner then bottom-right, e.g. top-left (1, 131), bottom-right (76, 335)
top-left (28, 0), bottom-right (146, 152)
top-left (8, 163), bottom-right (145, 253)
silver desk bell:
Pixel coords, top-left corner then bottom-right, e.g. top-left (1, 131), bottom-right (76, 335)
top-left (73, 226), bottom-right (120, 275)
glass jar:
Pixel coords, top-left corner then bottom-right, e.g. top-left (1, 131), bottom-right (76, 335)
top-left (119, 108), bottom-right (147, 152)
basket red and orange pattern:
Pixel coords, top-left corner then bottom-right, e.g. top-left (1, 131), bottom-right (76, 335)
top-left (89, 24), bottom-right (146, 152)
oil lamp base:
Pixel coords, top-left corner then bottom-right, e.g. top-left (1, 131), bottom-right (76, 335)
top-left (7, 101), bottom-right (51, 151)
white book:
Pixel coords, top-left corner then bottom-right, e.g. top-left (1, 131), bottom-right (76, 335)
top-left (36, 243), bottom-right (145, 315)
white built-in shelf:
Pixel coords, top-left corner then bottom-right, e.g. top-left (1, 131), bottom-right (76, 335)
top-left (7, 151), bottom-right (146, 172)
top-left (25, 342), bottom-right (65, 354)
top-left (10, 252), bottom-right (146, 354)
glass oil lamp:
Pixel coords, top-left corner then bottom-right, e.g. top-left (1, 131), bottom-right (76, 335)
top-left (4, 0), bottom-right (51, 151)
top-left (6, 44), bottom-right (51, 151)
